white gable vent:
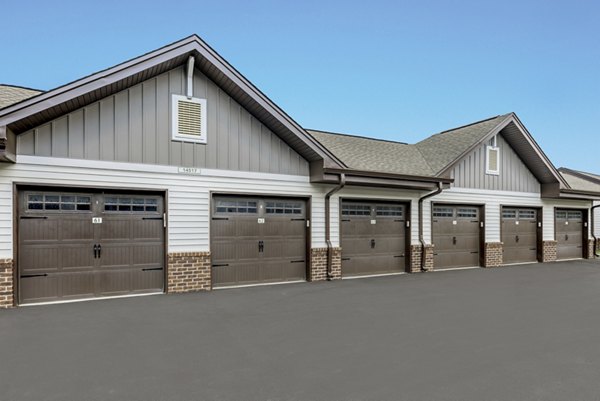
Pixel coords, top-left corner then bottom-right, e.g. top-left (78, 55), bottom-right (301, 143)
top-left (172, 94), bottom-right (207, 144)
top-left (486, 145), bottom-right (500, 175)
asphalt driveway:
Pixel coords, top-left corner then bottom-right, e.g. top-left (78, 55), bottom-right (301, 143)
top-left (2, 260), bottom-right (600, 401)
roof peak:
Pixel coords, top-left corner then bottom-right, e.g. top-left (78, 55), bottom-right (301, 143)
top-left (430, 113), bottom-right (512, 138)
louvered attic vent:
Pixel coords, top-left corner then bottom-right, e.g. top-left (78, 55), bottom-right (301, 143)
top-left (171, 94), bottom-right (207, 143)
top-left (486, 140), bottom-right (500, 175)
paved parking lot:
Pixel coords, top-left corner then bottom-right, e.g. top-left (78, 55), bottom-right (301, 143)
top-left (2, 259), bottom-right (600, 401)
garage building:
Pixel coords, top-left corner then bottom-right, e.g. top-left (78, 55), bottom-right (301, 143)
top-left (0, 35), bottom-right (598, 307)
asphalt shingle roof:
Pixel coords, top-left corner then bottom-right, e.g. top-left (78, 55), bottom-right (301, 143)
top-left (559, 169), bottom-right (600, 193)
top-left (307, 131), bottom-right (434, 176)
top-left (307, 114), bottom-right (511, 177)
top-left (0, 84), bottom-right (43, 109)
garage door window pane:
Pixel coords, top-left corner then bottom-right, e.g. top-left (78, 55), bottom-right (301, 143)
top-left (433, 207), bottom-right (453, 218)
top-left (342, 204), bottom-right (371, 216)
top-left (556, 211), bottom-right (567, 219)
top-left (376, 205), bottom-right (403, 217)
top-left (266, 201), bottom-right (302, 215)
top-left (518, 210), bottom-right (536, 219)
top-left (457, 208), bottom-right (477, 218)
top-left (568, 211), bottom-right (582, 220)
top-left (502, 209), bottom-right (517, 219)
top-left (27, 193), bottom-right (91, 212)
top-left (216, 200), bottom-right (258, 214)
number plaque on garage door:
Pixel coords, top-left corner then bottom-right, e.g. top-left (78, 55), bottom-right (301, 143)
top-left (18, 191), bottom-right (165, 304)
top-left (340, 201), bottom-right (408, 277)
top-left (210, 197), bottom-right (307, 288)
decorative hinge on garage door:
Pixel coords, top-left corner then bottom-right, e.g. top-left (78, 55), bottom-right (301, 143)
top-left (20, 216), bottom-right (48, 219)
top-left (20, 273), bottom-right (48, 278)
top-left (142, 268), bottom-right (164, 272)
top-left (341, 258), bottom-right (351, 261)
top-left (212, 264), bottom-right (229, 267)
top-left (212, 217), bottom-right (229, 221)
top-left (290, 260), bottom-right (305, 263)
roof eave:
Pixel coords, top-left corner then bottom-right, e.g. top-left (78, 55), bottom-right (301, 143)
top-left (323, 166), bottom-right (453, 184)
top-left (557, 189), bottom-right (600, 200)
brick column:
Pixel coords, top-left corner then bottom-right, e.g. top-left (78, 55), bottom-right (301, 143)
top-left (588, 239), bottom-right (596, 259)
top-left (410, 245), bottom-right (422, 273)
top-left (0, 259), bottom-right (14, 308)
top-left (310, 247), bottom-right (341, 281)
top-left (484, 242), bottom-right (503, 267)
top-left (542, 241), bottom-right (557, 262)
top-left (167, 252), bottom-right (211, 293)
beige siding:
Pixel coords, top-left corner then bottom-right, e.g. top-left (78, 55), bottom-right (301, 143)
top-left (450, 134), bottom-right (540, 193)
top-left (16, 66), bottom-right (309, 176)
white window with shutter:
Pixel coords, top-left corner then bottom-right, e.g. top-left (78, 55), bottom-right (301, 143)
top-left (486, 140), bottom-right (500, 175)
top-left (171, 94), bottom-right (207, 143)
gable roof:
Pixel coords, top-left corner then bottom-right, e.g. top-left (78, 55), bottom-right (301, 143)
top-left (308, 113), bottom-right (568, 187)
top-left (0, 35), bottom-right (342, 166)
top-left (0, 84), bottom-right (43, 109)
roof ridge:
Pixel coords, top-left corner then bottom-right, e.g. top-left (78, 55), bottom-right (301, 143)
top-left (307, 128), bottom-right (409, 145)
top-left (0, 84), bottom-right (44, 92)
top-left (425, 113), bottom-right (510, 139)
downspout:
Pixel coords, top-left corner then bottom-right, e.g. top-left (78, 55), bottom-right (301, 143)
top-left (186, 56), bottom-right (195, 98)
top-left (592, 203), bottom-right (600, 257)
top-left (418, 182), bottom-right (443, 271)
top-left (325, 173), bottom-right (346, 279)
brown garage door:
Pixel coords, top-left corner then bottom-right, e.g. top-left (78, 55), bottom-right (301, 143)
top-left (432, 205), bottom-right (481, 269)
top-left (502, 208), bottom-right (539, 264)
top-left (340, 201), bottom-right (407, 277)
top-left (18, 190), bottom-right (164, 304)
top-left (211, 197), bottom-right (307, 288)
top-left (556, 209), bottom-right (584, 260)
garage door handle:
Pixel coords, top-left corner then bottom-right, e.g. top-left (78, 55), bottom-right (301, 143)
top-left (515, 235), bottom-right (519, 243)
top-left (371, 239), bottom-right (376, 249)
top-left (20, 273), bottom-right (48, 278)
top-left (258, 240), bottom-right (264, 253)
top-left (93, 244), bottom-right (99, 259)
top-left (98, 244), bottom-right (102, 258)
top-left (453, 236), bottom-right (457, 245)
top-left (565, 234), bottom-right (569, 241)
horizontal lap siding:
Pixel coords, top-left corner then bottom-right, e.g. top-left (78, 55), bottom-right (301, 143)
top-left (0, 158), bottom-right (328, 259)
top-left (424, 189), bottom-right (592, 243)
top-left (595, 201), bottom-right (600, 237)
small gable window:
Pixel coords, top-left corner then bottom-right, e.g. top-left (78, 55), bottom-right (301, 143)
top-left (486, 136), bottom-right (500, 175)
top-left (171, 94), bottom-right (207, 144)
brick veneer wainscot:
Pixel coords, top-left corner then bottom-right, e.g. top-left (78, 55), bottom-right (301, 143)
top-left (0, 258), bottom-right (14, 308)
top-left (542, 241), bottom-right (557, 262)
top-left (167, 252), bottom-right (211, 293)
top-left (310, 247), bottom-right (341, 281)
top-left (484, 242), bottom-right (503, 267)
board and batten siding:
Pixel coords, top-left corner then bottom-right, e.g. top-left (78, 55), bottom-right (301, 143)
top-left (450, 134), bottom-right (540, 193)
top-left (422, 187), bottom-right (592, 244)
top-left (16, 66), bottom-right (309, 176)
top-left (0, 156), bottom-right (324, 259)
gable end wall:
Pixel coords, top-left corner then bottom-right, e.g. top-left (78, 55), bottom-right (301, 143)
top-left (16, 66), bottom-right (309, 176)
top-left (450, 134), bottom-right (540, 193)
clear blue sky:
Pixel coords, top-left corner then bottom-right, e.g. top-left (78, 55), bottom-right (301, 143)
top-left (2, 0), bottom-right (599, 172)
